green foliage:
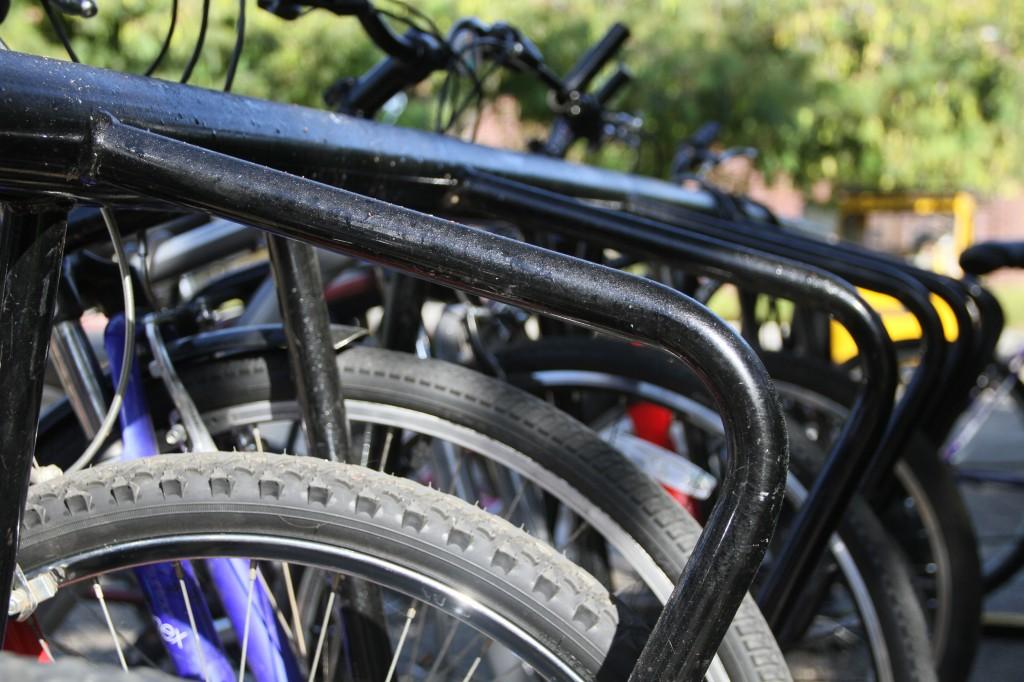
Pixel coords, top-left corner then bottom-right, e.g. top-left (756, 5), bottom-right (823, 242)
top-left (4, 0), bottom-right (1021, 194)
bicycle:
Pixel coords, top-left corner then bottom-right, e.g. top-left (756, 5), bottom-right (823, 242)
top-left (19, 3), bottom-right (942, 675)
top-left (0, 3), bottom-right (793, 680)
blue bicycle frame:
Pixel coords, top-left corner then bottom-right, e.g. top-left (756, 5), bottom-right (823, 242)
top-left (103, 313), bottom-right (301, 681)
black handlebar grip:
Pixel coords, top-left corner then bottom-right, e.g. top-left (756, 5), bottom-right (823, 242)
top-left (593, 65), bottom-right (632, 105)
top-left (691, 121), bottom-right (721, 148)
top-left (960, 241), bottom-right (1024, 276)
top-left (563, 22), bottom-right (630, 94)
top-left (53, 0), bottom-right (98, 17)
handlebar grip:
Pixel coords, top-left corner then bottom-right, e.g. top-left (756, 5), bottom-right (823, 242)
top-left (960, 241), bottom-right (1024, 276)
top-left (563, 22), bottom-right (630, 94)
top-left (691, 121), bottom-right (721, 148)
top-left (593, 65), bottom-right (632, 105)
top-left (53, 0), bottom-right (98, 17)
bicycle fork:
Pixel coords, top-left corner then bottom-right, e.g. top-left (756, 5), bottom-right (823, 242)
top-left (103, 313), bottom-right (301, 681)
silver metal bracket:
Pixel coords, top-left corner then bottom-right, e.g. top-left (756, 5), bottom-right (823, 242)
top-left (9, 565), bottom-right (60, 621)
top-left (145, 316), bottom-right (218, 452)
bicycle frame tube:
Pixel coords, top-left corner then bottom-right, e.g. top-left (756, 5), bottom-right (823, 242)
top-left (58, 114), bottom-right (788, 680)
top-left (107, 313), bottom-right (302, 681)
top-left (102, 314), bottom-right (243, 681)
top-left (0, 205), bottom-right (67, 643)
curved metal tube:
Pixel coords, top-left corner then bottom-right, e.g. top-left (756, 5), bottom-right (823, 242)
top-left (451, 173), bottom-right (898, 628)
top-left (82, 116), bottom-right (787, 680)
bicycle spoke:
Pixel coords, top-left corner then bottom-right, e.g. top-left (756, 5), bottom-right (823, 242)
top-left (282, 562), bottom-right (308, 657)
top-left (236, 561), bottom-right (257, 682)
top-left (255, 566), bottom-right (297, 647)
top-left (439, 629), bottom-right (486, 678)
top-left (384, 605), bottom-right (417, 682)
top-left (377, 427), bottom-right (397, 472)
top-left (500, 481), bottom-right (527, 521)
top-left (461, 641), bottom-right (490, 681)
top-left (425, 620), bottom-right (459, 681)
top-left (306, 577), bottom-right (339, 682)
top-left (27, 617), bottom-right (55, 661)
top-left (406, 600), bottom-right (431, 675)
top-left (175, 562), bottom-right (210, 682)
top-left (442, 444), bottom-right (467, 497)
top-left (556, 511), bottom-right (592, 552)
top-left (93, 579), bottom-right (128, 671)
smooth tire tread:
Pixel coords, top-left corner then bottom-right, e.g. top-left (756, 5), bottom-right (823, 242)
top-left (176, 345), bottom-right (791, 682)
top-left (496, 337), bottom-right (941, 682)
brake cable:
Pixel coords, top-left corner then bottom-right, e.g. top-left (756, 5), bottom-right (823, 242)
top-left (67, 208), bottom-right (136, 473)
top-left (224, 0), bottom-right (246, 91)
top-left (144, 0), bottom-right (178, 77)
top-left (180, 0), bottom-right (211, 83)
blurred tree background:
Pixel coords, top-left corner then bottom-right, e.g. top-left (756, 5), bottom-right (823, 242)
top-left (4, 0), bottom-right (1021, 195)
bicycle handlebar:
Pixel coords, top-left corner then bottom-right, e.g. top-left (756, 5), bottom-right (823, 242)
top-left (562, 22), bottom-right (629, 95)
top-left (260, 0), bottom-right (424, 61)
top-left (593, 65), bottom-right (632, 105)
top-left (52, 0), bottom-right (97, 18)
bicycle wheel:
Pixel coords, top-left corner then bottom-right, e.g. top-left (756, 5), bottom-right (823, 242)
top-left (495, 337), bottom-right (940, 682)
top-left (17, 452), bottom-right (621, 680)
top-left (942, 358), bottom-right (1024, 595)
top-left (36, 342), bottom-right (791, 681)
top-left (761, 353), bottom-right (979, 682)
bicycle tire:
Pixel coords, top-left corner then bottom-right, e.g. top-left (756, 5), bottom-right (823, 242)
top-left (495, 336), bottom-right (942, 682)
top-left (18, 452), bottom-right (620, 680)
top-left (950, 359), bottom-right (1024, 595)
top-left (761, 353), bottom-right (980, 682)
top-left (36, 342), bottom-right (791, 682)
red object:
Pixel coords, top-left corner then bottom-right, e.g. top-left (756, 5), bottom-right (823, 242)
top-left (626, 402), bottom-right (674, 449)
top-left (627, 402), bottom-right (701, 518)
top-left (3, 620), bottom-right (52, 662)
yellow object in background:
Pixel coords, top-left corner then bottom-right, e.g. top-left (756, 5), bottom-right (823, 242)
top-left (832, 192), bottom-right (973, 363)
top-left (831, 290), bottom-right (960, 363)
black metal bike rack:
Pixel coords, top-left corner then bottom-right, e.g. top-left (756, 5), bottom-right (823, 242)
top-left (96, 116), bottom-right (789, 680)
top-left (0, 205), bottom-right (68, 634)
top-left (613, 198), bottom-right (997, 626)
top-left (448, 172), bottom-right (944, 625)
top-left (0, 49), bottom-right (996, 675)
top-left (0, 63), bottom-right (793, 673)
top-left (634, 199), bottom-right (987, 485)
top-left (0, 52), bottom-right (717, 212)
